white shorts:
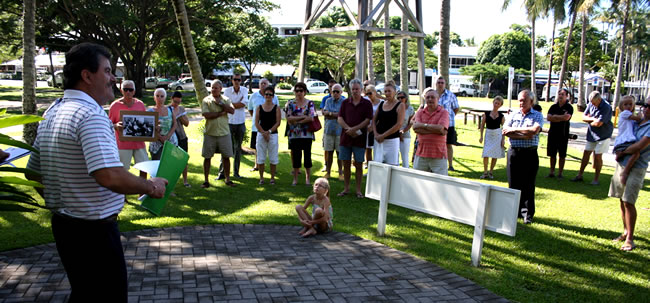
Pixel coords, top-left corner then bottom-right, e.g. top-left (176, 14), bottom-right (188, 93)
top-left (118, 148), bottom-right (148, 170)
top-left (373, 137), bottom-right (400, 166)
top-left (585, 138), bottom-right (611, 154)
top-left (256, 132), bottom-right (279, 165)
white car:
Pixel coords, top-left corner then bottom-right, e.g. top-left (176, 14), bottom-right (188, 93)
top-left (375, 83), bottom-right (401, 94)
top-left (450, 83), bottom-right (478, 97)
top-left (169, 77), bottom-right (212, 91)
top-left (305, 81), bottom-right (329, 94)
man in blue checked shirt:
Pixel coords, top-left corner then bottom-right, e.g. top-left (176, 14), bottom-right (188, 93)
top-left (503, 89), bottom-right (544, 224)
top-left (436, 76), bottom-right (460, 171)
top-left (322, 84), bottom-right (345, 178)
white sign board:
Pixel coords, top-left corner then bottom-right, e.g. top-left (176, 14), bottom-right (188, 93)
top-left (508, 67), bottom-right (515, 107)
top-left (365, 162), bottom-right (520, 266)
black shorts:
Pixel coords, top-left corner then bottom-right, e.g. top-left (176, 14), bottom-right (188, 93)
top-left (250, 131), bottom-right (257, 149)
top-left (546, 136), bottom-right (568, 158)
top-left (446, 126), bottom-right (457, 144)
top-left (178, 137), bottom-right (188, 152)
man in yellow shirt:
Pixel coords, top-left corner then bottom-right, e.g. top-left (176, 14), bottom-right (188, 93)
top-left (201, 80), bottom-right (235, 188)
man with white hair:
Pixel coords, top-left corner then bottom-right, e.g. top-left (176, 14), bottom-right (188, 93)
top-left (503, 89), bottom-right (544, 224)
top-left (322, 83), bottom-right (345, 179)
top-left (248, 78), bottom-right (278, 172)
top-left (202, 79), bottom-right (236, 188)
top-left (109, 79), bottom-right (148, 180)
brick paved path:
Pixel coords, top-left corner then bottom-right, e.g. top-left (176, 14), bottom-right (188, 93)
top-left (0, 224), bottom-right (507, 302)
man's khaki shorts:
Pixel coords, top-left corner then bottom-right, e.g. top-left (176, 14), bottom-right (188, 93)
top-left (323, 134), bottom-right (340, 152)
top-left (118, 148), bottom-right (148, 170)
top-left (202, 134), bottom-right (233, 158)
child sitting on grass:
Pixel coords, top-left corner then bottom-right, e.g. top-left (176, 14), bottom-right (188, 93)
top-left (295, 177), bottom-right (333, 237)
top-left (614, 95), bottom-right (643, 185)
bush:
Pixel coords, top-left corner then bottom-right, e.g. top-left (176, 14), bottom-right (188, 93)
top-left (262, 71), bottom-right (274, 82)
top-left (276, 82), bottom-right (292, 90)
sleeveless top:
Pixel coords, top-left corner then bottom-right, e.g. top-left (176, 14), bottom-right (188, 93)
top-left (485, 112), bottom-right (503, 130)
top-left (258, 104), bottom-right (278, 134)
top-left (376, 101), bottom-right (401, 139)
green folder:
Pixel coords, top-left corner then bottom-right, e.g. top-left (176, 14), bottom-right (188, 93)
top-left (140, 141), bottom-right (189, 216)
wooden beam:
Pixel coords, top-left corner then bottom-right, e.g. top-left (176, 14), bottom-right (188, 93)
top-left (393, 0), bottom-right (423, 33)
top-left (362, 26), bottom-right (426, 38)
top-left (304, 0), bottom-right (334, 30)
top-left (301, 25), bottom-right (358, 35)
top-left (362, 0), bottom-right (387, 27)
top-left (339, 0), bottom-right (360, 27)
top-left (311, 33), bottom-right (358, 40)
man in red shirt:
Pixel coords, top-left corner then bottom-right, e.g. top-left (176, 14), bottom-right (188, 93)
top-left (337, 79), bottom-right (373, 198)
top-left (412, 88), bottom-right (450, 175)
top-left (108, 80), bottom-right (148, 179)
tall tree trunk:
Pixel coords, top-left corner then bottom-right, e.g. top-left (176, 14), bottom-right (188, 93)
top-left (383, 7), bottom-right (392, 82)
top-left (438, 0), bottom-right (450, 85)
top-left (557, 9), bottom-right (577, 99)
top-left (531, 18), bottom-right (536, 102)
top-left (613, 0), bottom-right (630, 109)
top-left (546, 19), bottom-right (556, 103)
top-left (578, 14), bottom-right (587, 110)
top-left (22, 0), bottom-right (37, 145)
top-left (367, 0), bottom-right (375, 83)
top-left (171, 0), bottom-right (208, 101)
top-left (400, 6), bottom-right (408, 93)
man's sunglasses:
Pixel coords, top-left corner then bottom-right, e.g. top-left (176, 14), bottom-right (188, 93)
top-left (123, 88), bottom-right (135, 92)
top-left (332, 90), bottom-right (341, 93)
top-left (233, 78), bottom-right (242, 81)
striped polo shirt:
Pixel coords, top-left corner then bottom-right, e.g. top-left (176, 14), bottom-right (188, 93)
top-left (27, 90), bottom-right (125, 220)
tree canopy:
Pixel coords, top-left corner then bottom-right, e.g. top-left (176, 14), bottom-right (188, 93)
top-left (477, 31), bottom-right (531, 69)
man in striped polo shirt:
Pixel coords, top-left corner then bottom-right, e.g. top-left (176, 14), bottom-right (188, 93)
top-left (503, 89), bottom-right (544, 225)
top-left (26, 43), bottom-right (167, 302)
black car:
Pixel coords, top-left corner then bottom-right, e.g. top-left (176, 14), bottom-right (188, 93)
top-left (243, 78), bottom-right (260, 89)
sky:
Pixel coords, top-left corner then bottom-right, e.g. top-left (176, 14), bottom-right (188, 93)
top-left (263, 0), bottom-right (615, 45)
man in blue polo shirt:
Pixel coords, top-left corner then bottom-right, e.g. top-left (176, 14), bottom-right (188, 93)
top-left (503, 89), bottom-right (544, 224)
top-left (572, 91), bottom-right (614, 185)
top-left (436, 76), bottom-right (460, 171)
top-left (322, 83), bottom-right (345, 179)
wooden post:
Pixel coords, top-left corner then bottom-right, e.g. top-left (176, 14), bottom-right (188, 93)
top-left (470, 185), bottom-right (490, 267)
top-left (297, 0), bottom-right (313, 82)
top-left (356, 0), bottom-right (368, 82)
top-left (416, 0), bottom-right (425, 107)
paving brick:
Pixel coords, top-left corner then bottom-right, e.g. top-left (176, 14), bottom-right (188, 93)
top-left (0, 224), bottom-right (506, 303)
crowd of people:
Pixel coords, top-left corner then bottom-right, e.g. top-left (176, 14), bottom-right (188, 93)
top-left (21, 42), bottom-right (650, 300)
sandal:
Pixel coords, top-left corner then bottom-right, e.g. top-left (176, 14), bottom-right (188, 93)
top-left (337, 191), bottom-right (348, 197)
top-left (488, 172), bottom-right (494, 179)
top-left (479, 172), bottom-right (488, 179)
top-left (356, 192), bottom-right (364, 198)
top-left (201, 182), bottom-right (210, 188)
top-left (621, 241), bottom-right (636, 251)
top-left (184, 182), bottom-right (191, 188)
top-left (613, 234), bottom-right (627, 242)
top-left (225, 180), bottom-right (236, 187)
top-left (259, 180), bottom-right (264, 185)
top-left (269, 179), bottom-right (276, 185)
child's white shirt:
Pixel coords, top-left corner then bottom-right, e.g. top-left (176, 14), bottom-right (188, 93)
top-left (614, 110), bottom-right (637, 147)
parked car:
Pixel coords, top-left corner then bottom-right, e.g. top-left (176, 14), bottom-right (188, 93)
top-left (145, 77), bottom-right (174, 89)
top-left (305, 80), bottom-right (329, 94)
top-left (243, 78), bottom-right (260, 89)
top-left (169, 77), bottom-right (212, 91)
top-left (375, 83), bottom-right (401, 94)
top-left (450, 83), bottom-right (478, 97)
top-left (47, 71), bottom-right (64, 88)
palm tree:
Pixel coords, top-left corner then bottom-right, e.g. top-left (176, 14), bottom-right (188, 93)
top-left (439, 0), bottom-right (450, 84)
top-left (171, 0), bottom-right (209, 102)
top-left (612, 0), bottom-right (632, 108)
top-left (22, 0), bottom-right (37, 145)
top-left (577, 0), bottom-right (600, 110)
top-left (545, 0), bottom-right (566, 102)
top-left (400, 7), bottom-right (408, 93)
top-left (556, 1), bottom-right (581, 98)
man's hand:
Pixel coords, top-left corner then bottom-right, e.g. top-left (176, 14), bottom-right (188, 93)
top-left (114, 121), bottom-right (124, 132)
top-left (345, 128), bottom-right (358, 138)
top-left (147, 177), bottom-right (168, 198)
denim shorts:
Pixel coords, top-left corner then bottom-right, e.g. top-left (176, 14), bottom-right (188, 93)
top-left (339, 145), bottom-right (365, 162)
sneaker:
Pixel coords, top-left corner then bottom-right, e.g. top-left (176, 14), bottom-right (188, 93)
top-left (590, 180), bottom-right (600, 185)
top-left (570, 176), bottom-right (583, 182)
top-left (448, 166), bottom-right (455, 172)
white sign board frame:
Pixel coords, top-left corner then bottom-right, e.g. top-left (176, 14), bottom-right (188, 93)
top-left (365, 162), bottom-right (520, 266)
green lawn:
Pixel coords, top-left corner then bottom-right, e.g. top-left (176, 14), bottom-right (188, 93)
top-left (1, 88), bottom-right (649, 302)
